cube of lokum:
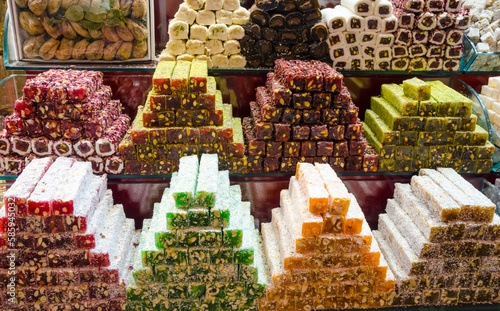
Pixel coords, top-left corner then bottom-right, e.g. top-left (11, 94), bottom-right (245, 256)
top-left (198, 77), bottom-right (217, 110)
top-left (189, 59), bottom-right (208, 93)
top-left (293, 125), bottom-right (310, 140)
top-left (263, 157), bottom-right (279, 172)
top-left (153, 61), bottom-right (176, 95)
top-left (365, 110), bottom-right (400, 145)
top-left (381, 84), bottom-right (419, 116)
top-left (171, 155), bottom-right (199, 208)
top-left (266, 72), bottom-right (292, 106)
top-left (293, 93), bottom-right (313, 110)
top-left (311, 124), bottom-right (328, 140)
top-left (313, 92), bottom-right (332, 109)
top-left (171, 61), bottom-right (192, 94)
top-left (340, 105), bottom-right (359, 124)
top-left (403, 77), bottom-right (431, 101)
top-left (302, 109), bottom-right (321, 124)
top-left (311, 60), bottom-right (343, 92)
top-left (180, 93), bottom-right (198, 109)
top-left (334, 140), bottom-right (349, 157)
top-left (328, 125), bottom-right (344, 140)
top-left (370, 96), bottom-right (409, 131)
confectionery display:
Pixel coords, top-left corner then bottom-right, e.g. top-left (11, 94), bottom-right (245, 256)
top-left (479, 76), bottom-right (500, 133)
top-left (321, 0), bottom-right (398, 70)
top-left (159, 0), bottom-right (250, 68)
top-left (389, 0), bottom-right (469, 71)
top-left (363, 77), bottom-right (493, 173)
top-left (375, 167), bottom-right (500, 306)
top-left (2, 69), bottom-right (131, 175)
top-left (464, 0), bottom-right (500, 53)
top-left (257, 162), bottom-right (395, 310)
top-left (0, 157), bottom-right (137, 310)
top-left (9, 0), bottom-right (150, 61)
top-left (240, 0), bottom-right (330, 68)
top-left (121, 59), bottom-right (247, 174)
top-left (243, 58), bottom-right (379, 173)
top-left (124, 154), bottom-right (267, 310)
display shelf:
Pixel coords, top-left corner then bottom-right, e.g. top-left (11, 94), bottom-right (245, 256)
top-left (0, 72), bottom-right (496, 178)
top-left (463, 34), bottom-right (500, 74)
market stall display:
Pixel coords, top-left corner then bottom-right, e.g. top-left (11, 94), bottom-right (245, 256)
top-left (243, 59), bottom-right (378, 173)
top-left (240, 0), bottom-right (330, 68)
top-left (121, 59), bottom-right (247, 175)
top-left (2, 69), bottom-right (131, 175)
top-left (124, 154), bottom-right (267, 310)
top-left (159, 0), bottom-right (250, 68)
top-left (363, 77), bottom-right (493, 173)
top-left (257, 162), bottom-right (395, 310)
top-left (0, 157), bottom-right (137, 310)
top-left (375, 167), bottom-right (499, 306)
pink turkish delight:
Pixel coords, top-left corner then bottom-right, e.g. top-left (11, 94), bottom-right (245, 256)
top-left (53, 139), bottom-right (73, 157)
top-left (11, 136), bottom-right (32, 156)
top-left (74, 139), bottom-right (95, 158)
top-left (15, 97), bottom-right (36, 119)
top-left (52, 161), bottom-right (93, 215)
top-left (5, 113), bottom-right (26, 136)
top-left (31, 137), bottom-right (53, 156)
top-left (27, 157), bottom-right (75, 216)
top-left (95, 115), bottom-right (131, 157)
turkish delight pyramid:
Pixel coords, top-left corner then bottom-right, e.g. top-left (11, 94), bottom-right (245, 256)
top-left (241, 0), bottom-right (330, 68)
top-left (363, 77), bottom-right (493, 173)
top-left (124, 154), bottom-right (267, 310)
top-left (159, 0), bottom-right (250, 68)
top-left (389, 0), bottom-right (470, 71)
top-left (375, 167), bottom-right (500, 307)
top-left (258, 162), bottom-right (395, 310)
top-left (243, 59), bottom-right (378, 173)
top-left (321, 0), bottom-right (399, 71)
top-left (2, 69), bottom-right (131, 175)
top-left (0, 157), bottom-right (137, 310)
top-left (121, 59), bottom-right (247, 175)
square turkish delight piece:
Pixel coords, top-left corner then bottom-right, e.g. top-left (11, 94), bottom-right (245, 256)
top-left (165, 128), bottom-right (184, 143)
top-left (341, 105), bottom-right (359, 124)
top-left (124, 160), bottom-right (141, 175)
top-left (263, 157), bottom-right (279, 172)
top-left (302, 109), bottom-right (321, 124)
top-left (61, 121), bottom-right (83, 140)
top-left (266, 72), bottom-right (292, 106)
top-left (280, 157), bottom-right (299, 173)
top-left (328, 125), bottom-right (345, 140)
top-left (137, 144), bottom-right (157, 162)
top-left (334, 140), bottom-right (349, 157)
top-left (193, 109), bottom-right (209, 127)
top-left (292, 125), bottom-right (310, 140)
top-left (301, 141), bottom-right (316, 157)
top-left (345, 123), bottom-right (363, 140)
top-left (293, 93), bottom-right (313, 110)
top-left (176, 110), bottom-right (194, 127)
top-left (248, 139), bottom-right (265, 156)
top-left (181, 93), bottom-right (198, 110)
top-left (333, 86), bottom-right (352, 108)
top-left (255, 122), bottom-right (273, 140)
top-left (199, 127), bottom-right (217, 143)
top-left (247, 155), bottom-right (263, 173)
top-left (189, 59), bottom-right (208, 93)
top-left (313, 92), bottom-right (332, 109)
top-left (317, 141), bottom-right (334, 156)
top-left (148, 128), bottom-right (167, 146)
top-left (153, 61), bottom-right (176, 95)
top-left (199, 77), bottom-right (216, 109)
top-left (24, 118), bottom-right (44, 137)
top-left (182, 144), bottom-right (198, 156)
top-left (283, 141), bottom-right (300, 157)
top-left (274, 123), bottom-right (291, 142)
top-left (150, 92), bottom-right (167, 111)
top-left (322, 109), bottom-right (340, 125)
top-left (15, 97), bottom-right (36, 119)
top-left (266, 141), bottom-right (282, 158)
top-left (281, 108), bottom-right (302, 124)
top-left (346, 156), bottom-right (363, 171)
top-left (168, 144), bottom-right (184, 160)
top-left (311, 124), bottom-right (328, 140)
top-left (166, 95), bottom-right (182, 110)
top-left (350, 140), bottom-right (367, 156)
top-left (183, 128), bottom-right (200, 144)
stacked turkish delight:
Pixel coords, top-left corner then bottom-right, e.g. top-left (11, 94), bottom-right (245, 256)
top-left (375, 168), bottom-right (500, 306)
top-left (463, 0), bottom-right (500, 69)
top-left (243, 59), bottom-right (378, 173)
top-left (121, 60), bottom-right (247, 174)
top-left (159, 0), bottom-right (250, 68)
top-left (124, 154), bottom-right (268, 310)
top-left (0, 157), bottom-right (137, 310)
top-left (389, 0), bottom-right (469, 71)
top-left (257, 162), bottom-right (395, 310)
top-left (322, 0), bottom-right (399, 70)
top-left (363, 77), bottom-right (493, 173)
top-left (240, 0), bottom-right (330, 68)
top-left (479, 76), bottom-right (500, 134)
top-left (2, 69), bottom-right (131, 175)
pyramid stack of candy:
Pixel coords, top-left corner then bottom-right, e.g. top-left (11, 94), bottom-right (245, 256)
top-left (3, 69), bottom-right (131, 175)
top-left (124, 154), bottom-right (268, 310)
top-left (159, 0), bottom-right (250, 68)
top-left (258, 162), bottom-right (395, 310)
top-left (0, 157), bottom-right (137, 310)
top-left (241, 0), bottom-right (330, 68)
top-left (375, 167), bottom-right (500, 306)
top-left (243, 59), bottom-right (378, 173)
top-left (121, 60), bottom-right (247, 174)
top-left (390, 0), bottom-right (470, 71)
top-left (322, 0), bottom-right (399, 70)
top-left (363, 77), bottom-right (493, 173)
